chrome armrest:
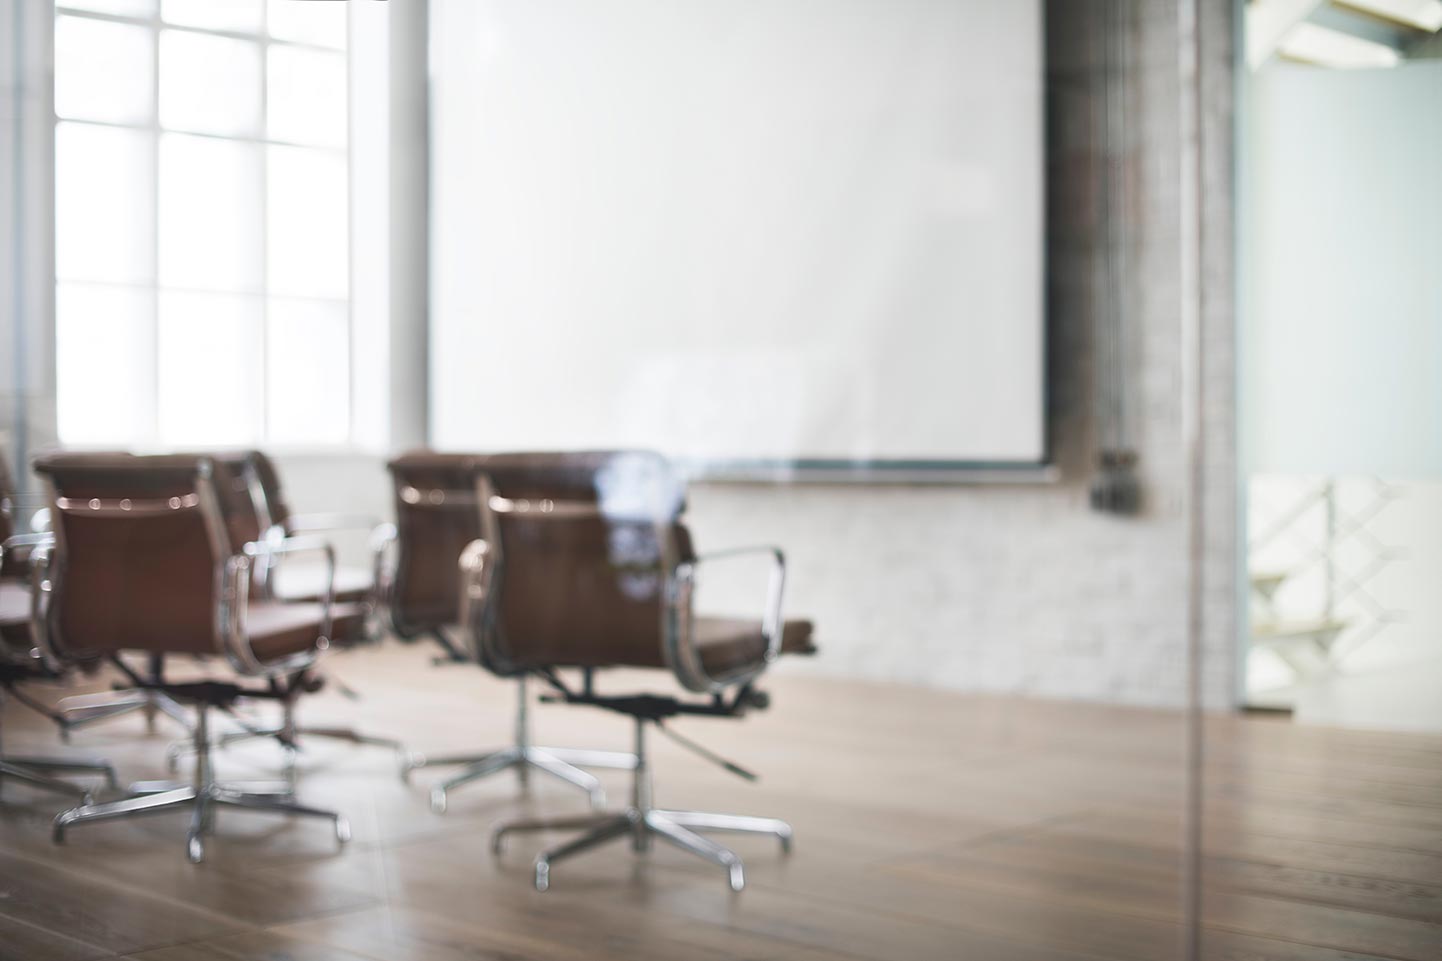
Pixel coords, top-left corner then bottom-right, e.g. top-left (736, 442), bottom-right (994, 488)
top-left (24, 542), bottom-right (64, 672)
top-left (220, 535), bottom-right (335, 677)
top-left (667, 545), bottom-right (786, 694)
top-left (368, 522), bottom-right (397, 611)
top-left (1, 531), bottom-right (55, 557)
top-left (284, 512), bottom-right (381, 535)
top-left (457, 538), bottom-right (493, 665)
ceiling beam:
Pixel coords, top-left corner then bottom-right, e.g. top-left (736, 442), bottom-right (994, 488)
top-left (1248, 0), bottom-right (1327, 68)
top-left (1310, 3), bottom-right (1410, 50)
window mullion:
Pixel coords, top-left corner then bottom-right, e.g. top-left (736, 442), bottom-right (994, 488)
top-left (146, 5), bottom-right (161, 447)
top-left (259, 6), bottom-right (272, 446)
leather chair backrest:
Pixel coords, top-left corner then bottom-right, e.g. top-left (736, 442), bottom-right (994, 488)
top-left (0, 452), bottom-right (14, 545)
top-left (250, 451), bottom-right (290, 530)
top-left (478, 451), bottom-right (693, 673)
top-left (386, 452), bottom-right (487, 634)
top-left (185, 450), bottom-right (271, 554)
top-left (33, 453), bottom-right (230, 659)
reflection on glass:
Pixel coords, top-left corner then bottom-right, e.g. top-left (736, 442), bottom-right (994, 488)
top-left (54, 16), bottom-right (154, 125)
top-left (56, 0), bottom-right (155, 17)
top-left (160, 30), bottom-right (262, 138)
top-left (267, 0), bottom-right (347, 49)
top-left (267, 45), bottom-right (348, 147)
top-left (161, 0), bottom-right (262, 32)
top-left (56, 283), bottom-right (154, 446)
top-left (157, 291), bottom-right (262, 445)
top-left (266, 299), bottom-right (350, 445)
top-left (55, 123), bottom-right (155, 285)
top-left (159, 133), bottom-right (263, 292)
top-left (268, 145), bottom-right (348, 299)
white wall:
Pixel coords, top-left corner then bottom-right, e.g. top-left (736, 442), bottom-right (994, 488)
top-left (1246, 61), bottom-right (1442, 477)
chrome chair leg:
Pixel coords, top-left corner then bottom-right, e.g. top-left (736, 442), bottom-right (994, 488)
top-left (186, 791), bottom-right (213, 862)
top-left (427, 748), bottom-right (521, 813)
top-left (4, 755), bottom-right (118, 789)
top-left (491, 812), bottom-right (621, 854)
top-left (652, 810), bottom-right (794, 851)
top-left (414, 746), bottom-right (613, 813)
top-left (532, 815), bottom-right (636, 892)
top-left (523, 749), bottom-right (606, 808)
top-left (211, 787), bottom-right (352, 842)
top-left (0, 760), bottom-right (95, 803)
top-left (645, 812), bottom-right (746, 892)
top-left (54, 786), bottom-right (198, 840)
top-left (57, 689), bottom-right (192, 739)
top-left (540, 747), bottom-right (639, 771)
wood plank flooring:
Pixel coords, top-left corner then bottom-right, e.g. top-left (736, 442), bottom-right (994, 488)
top-left (1, 645), bottom-right (1438, 960)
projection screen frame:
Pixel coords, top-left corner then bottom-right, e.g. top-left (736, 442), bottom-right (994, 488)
top-left (427, 0), bottom-right (1055, 485)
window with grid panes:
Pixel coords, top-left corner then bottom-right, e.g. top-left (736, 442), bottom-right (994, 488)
top-left (53, 0), bottom-right (351, 448)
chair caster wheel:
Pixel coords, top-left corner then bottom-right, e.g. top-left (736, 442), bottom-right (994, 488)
top-left (534, 859), bottom-right (550, 892)
top-left (186, 835), bottom-right (205, 863)
top-left (335, 817), bottom-right (352, 844)
top-left (430, 789), bottom-right (448, 815)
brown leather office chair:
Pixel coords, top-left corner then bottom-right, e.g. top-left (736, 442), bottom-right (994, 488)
top-left (386, 451), bottom-right (636, 812)
top-left (468, 451), bottom-right (814, 892)
top-left (157, 451), bottom-right (403, 774)
top-left (383, 452), bottom-right (485, 662)
top-left (33, 452), bottom-right (350, 862)
top-left (0, 455), bottom-right (118, 804)
top-left (5, 451), bottom-right (193, 739)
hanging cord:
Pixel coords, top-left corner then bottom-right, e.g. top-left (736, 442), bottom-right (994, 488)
top-left (654, 719), bottom-right (758, 782)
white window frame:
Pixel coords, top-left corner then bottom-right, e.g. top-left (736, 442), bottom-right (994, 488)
top-left (51, 0), bottom-right (356, 453)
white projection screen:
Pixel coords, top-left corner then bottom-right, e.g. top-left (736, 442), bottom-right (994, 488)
top-left (430, 0), bottom-right (1045, 475)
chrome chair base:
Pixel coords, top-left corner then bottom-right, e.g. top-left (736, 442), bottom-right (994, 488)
top-left (405, 745), bottom-right (638, 813)
top-left (0, 755), bottom-right (118, 804)
top-left (490, 713), bottom-right (790, 892)
top-left (55, 689), bottom-right (192, 740)
top-left (51, 705), bottom-right (348, 863)
top-left (493, 807), bottom-right (791, 892)
top-left (52, 783), bottom-right (350, 863)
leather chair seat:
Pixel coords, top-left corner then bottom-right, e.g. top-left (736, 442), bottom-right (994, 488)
top-left (695, 617), bottom-right (816, 680)
top-left (246, 600), bottom-right (364, 662)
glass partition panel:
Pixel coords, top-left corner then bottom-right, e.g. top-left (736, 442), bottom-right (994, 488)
top-left (1220, 2), bottom-right (1442, 958)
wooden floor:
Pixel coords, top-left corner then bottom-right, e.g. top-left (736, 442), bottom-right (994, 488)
top-left (1, 644), bottom-right (1439, 961)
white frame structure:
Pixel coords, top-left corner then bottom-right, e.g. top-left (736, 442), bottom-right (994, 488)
top-left (51, 0), bottom-right (353, 450)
